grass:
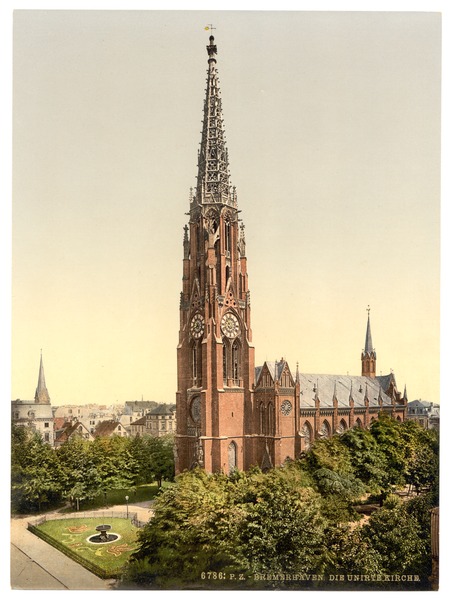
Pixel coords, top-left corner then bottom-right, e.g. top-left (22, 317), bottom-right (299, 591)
top-left (64, 481), bottom-right (173, 512)
top-left (35, 517), bottom-right (141, 576)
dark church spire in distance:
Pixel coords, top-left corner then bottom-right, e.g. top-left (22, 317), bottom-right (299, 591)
top-left (34, 351), bottom-right (51, 405)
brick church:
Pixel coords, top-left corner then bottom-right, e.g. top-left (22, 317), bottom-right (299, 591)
top-left (175, 35), bottom-right (407, 474)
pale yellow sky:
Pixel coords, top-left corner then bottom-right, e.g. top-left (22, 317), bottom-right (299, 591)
top-left (10, 9), bottom-right (441, 406)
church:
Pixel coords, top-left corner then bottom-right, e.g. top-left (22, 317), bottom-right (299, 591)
top-left (175, 35), bottom-right (407, 474)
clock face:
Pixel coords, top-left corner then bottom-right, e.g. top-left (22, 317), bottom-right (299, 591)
top-left (190, 313), bottom-right (205, 339)
top-left (221, 312), bottom-right (240, 339)
top-left (281, 400), bottom-right (293, 416)
top-left (190, 396), bottom-right (201, 423)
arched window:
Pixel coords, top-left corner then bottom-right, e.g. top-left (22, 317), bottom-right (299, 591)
top-left (259, 403), bottom-right (265, 435)
top-left (355, 417), bottom-right (363, 428)
top-left (228, 441), bottom-right (237, 472)
top-left (192, 344), bottom-right (197, 382)
top-left (302, 422), bottom-right (313, 450)
top-left (232, 339), bottom-right (240, 383)
top-left (267, 403), bottom-right (274, 435)
top-left (225, 220), bottom-right (231, 254)
top-left (337, 419), bottom-right (347, 434)
top-left (191, 342), bottom-right (202, 386)
top-left (319, 420), bottom-right (331, 438)
top-left (223, 342), bottom-right (227, 384)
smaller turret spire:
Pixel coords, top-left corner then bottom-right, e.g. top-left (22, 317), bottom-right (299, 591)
top-left (34, 351), bottom-right (51, 405)
top-left (364, 305), bottom-right (374, 354)
top-left (361, 306), bottom-right (377, 378)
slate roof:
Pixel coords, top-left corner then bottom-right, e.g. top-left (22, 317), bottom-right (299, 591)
top-left (255, 359), bottom-right (400, 410)
top-left (130, 415), bottom-right (147, 426)
top-left (149, 404), bottom-right (176, 416)
top-left (298, 373), bottom-right (396, 409)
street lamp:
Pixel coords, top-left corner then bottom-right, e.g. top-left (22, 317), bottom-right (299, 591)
top-left (125, 495), bottom-right (129, 519)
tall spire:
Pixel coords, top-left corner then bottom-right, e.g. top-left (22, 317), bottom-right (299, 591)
top-left (364, 306), bottom-right (374, 354)
top-left (34, 351), bottom-right (51, 405)
top-left (194, 35), bottom-right (235, 207)
top-left (361, 307), bottom-right (377, 378)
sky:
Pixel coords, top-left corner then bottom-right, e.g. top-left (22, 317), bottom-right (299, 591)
top-left (8, 8), bottom-right (442, 407)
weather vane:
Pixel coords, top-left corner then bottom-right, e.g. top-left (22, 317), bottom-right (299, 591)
top-left (367, 305), bottom-right (371, 316)
top-left (204, 24), bottom-right (216, 33)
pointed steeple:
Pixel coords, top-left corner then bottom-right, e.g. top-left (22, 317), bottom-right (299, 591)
top-left (194, 35), bottom-right (235, 207)
top-left (34, 351), bottom-right (51, 405)
top-left (364, 307), bottom-right (374, 354)
top-left (361, 306), bottom-right (377, 378)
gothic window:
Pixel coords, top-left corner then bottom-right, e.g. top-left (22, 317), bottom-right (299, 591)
top-left (259, 403), bottom-right (265, 435)
top-left (267, 403), bottom-right (274, 435)
top-left (225, 219), bottom-right (231, 254)
top-left (191, 342), bottom-right (202, 386)
top-left (319, 420), bottom-right (331, 438)
top-left (337, 419), bottom-right (347, 434)
top-left (192, 344), bottom-right (197, 382)
top-left (223, 342), bottom-right (227, 384)
top-left (228, 441), bottom-right (237, 473)
top-left (355, 418), bottom-right (363, 428)
top-left (302, 422), bottom-right (313, 450)
top-left (281, 369), bottom-right (291, 387)
top-left (232, 339), bottom-right (240, 382)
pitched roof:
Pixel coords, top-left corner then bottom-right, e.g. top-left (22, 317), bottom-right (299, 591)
top-left (94, 420), bottom-right (122, 437)
top-left (55, 420), bottom-right (90, 443)
top-left (131, 415), bottom-right (147, 426)
top-left (298, 373), bottom-right (398, 409)
top-left (149, 403), bottom-right (176, 416)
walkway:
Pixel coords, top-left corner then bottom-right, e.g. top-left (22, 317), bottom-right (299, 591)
top-left (10, 501), bottom-right (154, 590)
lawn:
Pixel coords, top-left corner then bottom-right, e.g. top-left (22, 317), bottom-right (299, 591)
top-left (65, 482), bottom-right (172, 512)
top-left (34, 517), bottom-right (140, 578)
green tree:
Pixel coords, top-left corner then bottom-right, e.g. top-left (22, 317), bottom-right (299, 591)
top-left (11, 428), bottom-right (62, 511)
top-left (148, 435), bottom-right (175, 488)
top-left (339, 425), bottom-right (389, 494)
top-left (126, 464), bottom-right (329, 589)
top-left (361, 495), bottom-right (427, 576)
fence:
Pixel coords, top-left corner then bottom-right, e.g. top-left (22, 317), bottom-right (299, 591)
top-left (27, 510), bottom-right (149, 579)
top-left (28, 509), bottom-right (148, 528)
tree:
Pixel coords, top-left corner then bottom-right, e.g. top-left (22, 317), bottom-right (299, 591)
top-left (147, 435), bottom-right (175, 488)
top-left (339, 425), bottom-right (389, 494)
top-left (125, 464), bottom-right (329, 589)
top-left (300, 436), bottom-right (365, 522)
top-left (361, 495), bottom-right (427, 576)
top-left (11, 427), bottom-right (62, 511)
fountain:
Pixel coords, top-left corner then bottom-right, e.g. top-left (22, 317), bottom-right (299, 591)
top-left (87, 524), bottom-right (119, 544)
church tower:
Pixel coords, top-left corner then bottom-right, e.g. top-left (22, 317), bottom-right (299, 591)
top-left (34, 351), bottom-right (51, 404)
top-left (176, 36), bottom-right (255, 473)
top-left (361, 308), bottom-right (377, 378)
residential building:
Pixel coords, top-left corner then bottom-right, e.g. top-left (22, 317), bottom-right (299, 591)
top-left (407, 400), bottom-right (440, 430)
top-left (54, 420), bottom-right (94, 447)
top-left (93, 420), bottom-right (129, 438)
top-left (146, 404), bottom-right (176, 437)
